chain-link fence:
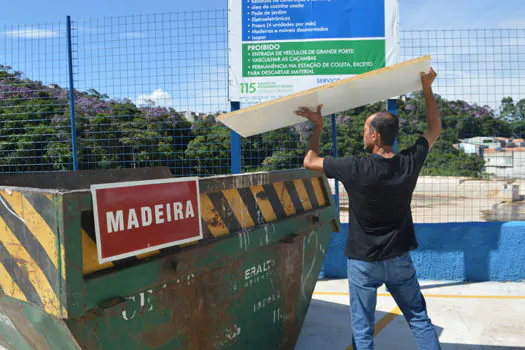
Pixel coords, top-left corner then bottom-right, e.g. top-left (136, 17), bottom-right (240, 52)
top-left (0, 12), bottom-right (524, 222)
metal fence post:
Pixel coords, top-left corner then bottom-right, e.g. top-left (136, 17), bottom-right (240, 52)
top-left (66, 16), bottom-right (78, 171)
top-left (387, 99), bottom-right (398, 152)
top-left (331, 114), bottom-right (339, 210)
top-left (230, 101), bottom-right (241, 174)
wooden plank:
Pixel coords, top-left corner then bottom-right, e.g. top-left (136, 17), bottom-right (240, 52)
top-left (219, 55), bottom-right (431, 137)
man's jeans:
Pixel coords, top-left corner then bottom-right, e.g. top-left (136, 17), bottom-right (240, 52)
top-left (347, 252), bottom-right (441, 350)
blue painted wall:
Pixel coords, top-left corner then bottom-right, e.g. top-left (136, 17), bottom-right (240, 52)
top-left (320, 222), bottom-right (525, 281)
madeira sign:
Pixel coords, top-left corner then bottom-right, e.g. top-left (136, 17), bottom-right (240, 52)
top-left (91, 177), bottom-right (202, 263)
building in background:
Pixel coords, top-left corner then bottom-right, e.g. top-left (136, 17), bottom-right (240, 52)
top-left (456, 137), bottom-right (501, 156)
top-left (456, 137), bottom-right (525, 178)
top-left (484, 148), bottom-right (525, 178)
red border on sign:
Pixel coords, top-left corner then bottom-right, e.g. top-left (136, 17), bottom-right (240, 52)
top-left (91, 177), bottom-right (202, 264)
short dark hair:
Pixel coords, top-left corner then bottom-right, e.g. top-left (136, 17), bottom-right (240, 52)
top-left (369, 111), bottom-right (399, 146)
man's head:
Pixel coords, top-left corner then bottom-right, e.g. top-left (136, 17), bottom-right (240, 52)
top-left (363, 111), bottom-right (399, 153)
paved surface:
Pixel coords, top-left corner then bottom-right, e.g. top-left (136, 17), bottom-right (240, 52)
top-left (296, 279), bottom-right (525, 350)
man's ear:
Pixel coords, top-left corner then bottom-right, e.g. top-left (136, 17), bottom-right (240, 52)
top-left (372, 130), bottom-right (379, 142)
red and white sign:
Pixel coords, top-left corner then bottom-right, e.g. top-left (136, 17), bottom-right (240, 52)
top-left (91, 177), bottom-right (202, 263)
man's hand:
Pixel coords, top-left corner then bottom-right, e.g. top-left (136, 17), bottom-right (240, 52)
top-left (295, 104), bottom-right (324, 127)
top-left (421, 67), bottom-right (437, 90)
top-left (297, 104), bottom-right (325, 172)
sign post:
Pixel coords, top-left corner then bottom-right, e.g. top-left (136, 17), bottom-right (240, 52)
top-left (231, 101), bottom-right (241, 174)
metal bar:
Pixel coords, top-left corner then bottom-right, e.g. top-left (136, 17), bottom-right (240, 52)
top-left (230, 102), bottom-right (241, 174)
top-left (387, 99), bottom-right (398, 152)
top-left (66, 16), bottom-right (78, 171)
top-left (200, 168), bottom-right (322, 192)
top-left (330, 114), bottom-right (340, 210)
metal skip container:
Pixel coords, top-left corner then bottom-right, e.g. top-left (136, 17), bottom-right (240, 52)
top-left (0, 167), bottom-right (339, 349)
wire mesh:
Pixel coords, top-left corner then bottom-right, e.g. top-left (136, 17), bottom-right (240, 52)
top-left (402, 29), bottom-right (524, 111)
top-left (241, 122), bottom-right (335, 172)
top-left (72, 11), bottom-right (230, 176)
top-left (337, 29), bottom-right (525, 224)
top-left (1, 13), bottom-right (524, 223)
top-left (0, 22), bottom-right (72, 173)
top-left (400, 29), bottom-right (525, 223)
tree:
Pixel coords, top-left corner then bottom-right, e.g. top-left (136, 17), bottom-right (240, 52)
top-left (500, 97), bottom-right (517, 122)
top-left (185, 116), bottom-right (231, 176)
top-left (0, 68), bottom-right (70, 172)
top-left (512, 99), bottom-right (525, 136)
top-left (516, 99), bottom-right (525, 120)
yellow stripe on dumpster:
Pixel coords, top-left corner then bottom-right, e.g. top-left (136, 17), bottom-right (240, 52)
top-left (0, 215), bottom-right (62, 317)
top-left (200, 194), bottom-right (230, 237)
top-left (293, 179), bottom-right (313, 211)
top-left (0, 262), bottom-right (27, 302)
top-left (82, 229), bottom-right (114, 275)
top-left (0, 191), bottom-right (65, 278)
top-left (311, 177), bottom-right (328, 206)
top-left (136, 250), bottom-right (161, 259)
top-left (223, 189), bottom-right (256, 229)
top-left (250, 185), bottom-right (278, 223)
top-left (273, 182), bottom-right (297, 216)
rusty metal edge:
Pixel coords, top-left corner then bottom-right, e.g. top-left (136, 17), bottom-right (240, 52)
top-left (0, 167), bottom-right (173, 191)
top-left (199, 169), bottom-right (322, 193)
top-left (50, 169), bottom-right (323, 196)
top-left (61, 192), bottom-right (86, 319)
top-left (0, 169), bottom-right (319, 195)
top-left (320, 175), bottom-right (341, 232)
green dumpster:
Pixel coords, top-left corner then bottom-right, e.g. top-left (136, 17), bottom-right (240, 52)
top-left (0, 167), bottom-right (339, 349)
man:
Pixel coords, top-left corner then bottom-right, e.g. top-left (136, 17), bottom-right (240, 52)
top-left (295, 68), bottom-right (442, 350)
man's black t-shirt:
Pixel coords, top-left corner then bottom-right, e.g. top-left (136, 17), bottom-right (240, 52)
top-left (324, 137), bottom-right (430, 262)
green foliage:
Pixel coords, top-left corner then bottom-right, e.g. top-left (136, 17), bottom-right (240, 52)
top-left (0, 68), bottom-right (70, 172)
top-left (419, 139), bottom-right (486, 177)
top-left (0, 65), bottom-right (521, 177)
top-left (185, 117), bottom-right (231, 176)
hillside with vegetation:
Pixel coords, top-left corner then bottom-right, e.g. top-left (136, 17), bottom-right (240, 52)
top-left (1, 65), bottom-right (523, 176)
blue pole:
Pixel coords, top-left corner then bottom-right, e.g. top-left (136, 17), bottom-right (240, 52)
top-left (385, 98), bottom-right (398, 294)
top-left (331, 114), bottom-right (339, 210)
top-left (387, 99), bottom-right (398, 152)
top-left (230, 101), bottom-right (241, 174)
top-left (66, 16), bottom-right (78, 171)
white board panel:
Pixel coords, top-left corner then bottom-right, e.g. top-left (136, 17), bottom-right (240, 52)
top-left (219, 55), bottom-right (431, 138)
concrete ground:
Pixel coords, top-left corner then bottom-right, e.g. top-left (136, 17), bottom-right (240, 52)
top-left (296, 279), bottom-right (525, 350)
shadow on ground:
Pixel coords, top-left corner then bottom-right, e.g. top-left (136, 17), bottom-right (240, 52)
top-left (295, 298), bottom-right (388, 350)
top-left (296, 297), bottom-right (525, 350)
top-left (419, 280), bottom-right (481, 290)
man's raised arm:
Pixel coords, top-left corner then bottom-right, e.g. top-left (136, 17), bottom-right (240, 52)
top-left (421, 68), bottom-right (442, 149)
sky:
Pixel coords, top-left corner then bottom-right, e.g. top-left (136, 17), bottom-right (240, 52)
top-left (1, 0), bottom-right (524, 112)
top-left (2, 0), bottom-right (524, 30)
